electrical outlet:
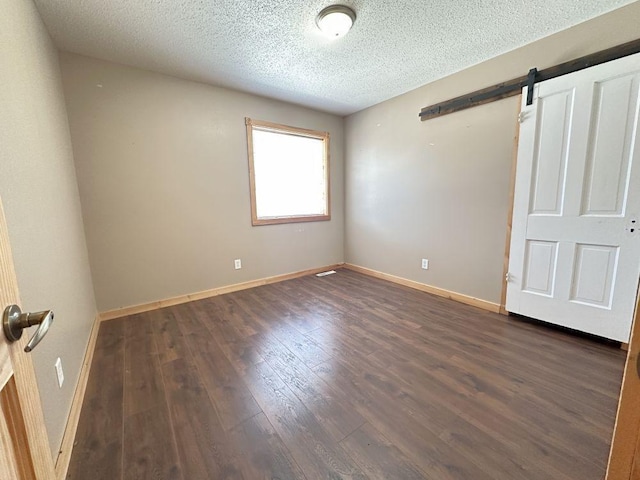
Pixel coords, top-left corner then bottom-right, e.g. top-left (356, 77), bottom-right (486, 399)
top-left (54, 357), bottom-right (64, 388)
top-left (234, 259), bottom-right (242, 270)
top-left (421, 259), bottom-right (429, 270)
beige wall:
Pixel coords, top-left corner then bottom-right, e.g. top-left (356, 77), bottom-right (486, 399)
top-left (60, 54), bottom-right (345, 312)
top-left (345, 2), bottom-right (640, 305)
top-left (0, 0), bottom-right (97, 457)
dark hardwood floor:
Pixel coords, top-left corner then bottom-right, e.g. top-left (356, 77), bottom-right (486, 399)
top-left (67, 269), bottom-right (626, 479)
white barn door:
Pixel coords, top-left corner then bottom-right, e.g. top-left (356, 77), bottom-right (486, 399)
top-left (506, 53), bottom-right (640, 342)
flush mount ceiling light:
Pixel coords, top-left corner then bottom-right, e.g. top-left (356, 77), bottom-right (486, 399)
top-left (316, 5), bottom-right (356, 39)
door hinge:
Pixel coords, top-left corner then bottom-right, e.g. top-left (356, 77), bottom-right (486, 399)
top-left (505, 272), bottom-right (510, 283)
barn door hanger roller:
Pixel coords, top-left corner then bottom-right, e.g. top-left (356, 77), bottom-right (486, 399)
top-left (526, 68), bottom-right (538, 106)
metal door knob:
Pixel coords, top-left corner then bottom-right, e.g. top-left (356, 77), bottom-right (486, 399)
top-left (3, 305), bottom-right (54, 352)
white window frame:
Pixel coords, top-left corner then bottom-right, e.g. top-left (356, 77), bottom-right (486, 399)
top-left (245, 117), bottom-right (331, 226)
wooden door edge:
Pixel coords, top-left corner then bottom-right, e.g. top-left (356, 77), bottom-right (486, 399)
top-left (7, 312), bottom-right (56, 478)
top-left (1, 377), bottom-right (37, 479)
top-left (0, 198), bottom-right (55, 478)
top-left (0, 383), bottom-right (23, 479)
top-left (499, 95), bottom-right (523, 315)
top-left (606, 284), bottom-right (640, 479)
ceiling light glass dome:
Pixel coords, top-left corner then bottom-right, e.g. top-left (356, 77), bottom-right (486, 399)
top-left (316, 5), bottom-right (356, 39)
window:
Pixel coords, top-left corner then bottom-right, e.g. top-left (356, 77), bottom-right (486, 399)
top-left (246, 118), bottom-right (330, 226)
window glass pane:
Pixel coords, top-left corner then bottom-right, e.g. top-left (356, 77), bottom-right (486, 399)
top-left (253, 129), bottom-right (326, 218)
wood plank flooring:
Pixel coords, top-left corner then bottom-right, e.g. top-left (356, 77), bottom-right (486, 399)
top-left (67, 269), bottom-right (626, 480)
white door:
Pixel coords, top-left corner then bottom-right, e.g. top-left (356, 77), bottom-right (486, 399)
top-left (506, 53), bottom-right (640, 342)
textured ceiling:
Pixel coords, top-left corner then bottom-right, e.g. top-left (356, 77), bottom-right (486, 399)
top-left (34, 0), bottom-right (635, 115)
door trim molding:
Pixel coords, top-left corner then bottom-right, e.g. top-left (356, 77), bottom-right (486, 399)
top-left (499, 96), bottom-right (523, 315)
top-left (100, 264), bottom-right (345, 321)
top-left (54, 313), bottom-right (100, 480)
top-left (344, 263), bottom-right (500, 313)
